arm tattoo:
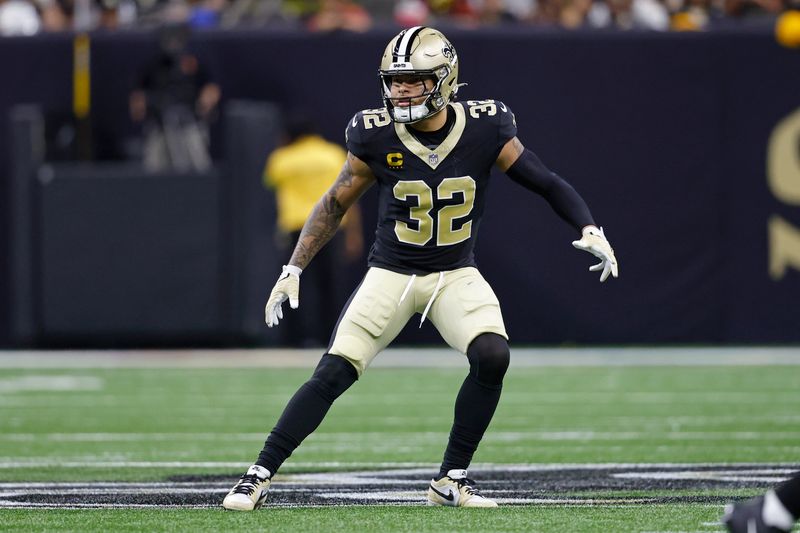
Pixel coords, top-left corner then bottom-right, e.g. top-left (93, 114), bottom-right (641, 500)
top-left (288, 160), bottom-right (354, 269)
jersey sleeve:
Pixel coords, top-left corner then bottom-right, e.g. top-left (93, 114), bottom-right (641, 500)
top-left (495, 100), bottom-right (517, 151)
top-left (344, 111), bottom-right (369, 160)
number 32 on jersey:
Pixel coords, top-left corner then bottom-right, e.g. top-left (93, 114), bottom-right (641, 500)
top-left (393, 176), bottom-right (476, 246)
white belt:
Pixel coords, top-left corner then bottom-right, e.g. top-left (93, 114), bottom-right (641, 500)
top-left (398, 271), bottom-right (445, 327)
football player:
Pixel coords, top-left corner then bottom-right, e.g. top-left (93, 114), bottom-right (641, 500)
top-left (723, 471), bottom-right (800, 533)
top-left (223, 26), bottom-right (618, 511)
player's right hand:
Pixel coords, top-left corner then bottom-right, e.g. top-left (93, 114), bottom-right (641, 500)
top-left (265, 265), bottom-right (302, 327)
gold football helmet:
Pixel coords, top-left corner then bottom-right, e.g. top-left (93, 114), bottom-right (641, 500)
top-left (379, 26), bottom-right (461, 124)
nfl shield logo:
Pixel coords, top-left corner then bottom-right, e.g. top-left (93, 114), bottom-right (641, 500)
top-left (428, 153), bottom-right (439, 166)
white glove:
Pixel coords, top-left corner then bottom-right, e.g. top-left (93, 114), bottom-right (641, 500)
top-left (571, 225), bottom-right (619, 282)
top-left (265, 265), bottom-right (302, 327)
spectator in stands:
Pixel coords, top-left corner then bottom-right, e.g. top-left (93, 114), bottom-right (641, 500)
top-left (263, 113), bottom-right (363, 347)
top-left (393, 0), bottom-right (531, 30)
top-left (36, 0), bottom-right (69, 32)
top-left (723, 0), bottom-right (783, 20)
top-left (14, 0), bottom-right (790, 32)
top-left (470, 0), bottom-right (526, 24)
top-left (218, 0), bottom-right (289, 28)
top-left (306, 0), bottom-right (371, 31)
top-left (0, 0), bottom-right (41, 35)
top-left (187, 0), bottom-right (228, 28)
top-left (428, 0), bottom-right (481, 24)
top-left (394, 0), bottom-right (431, 26)
top-left (584, 0), bottom-right (671, 29)
top-left (560, 0), bottom-right (596, 27)
top-left (669, 0), bottom-right (723, 30)
top-left (30, 0), bottom-right (136, 31)
top-left (530, 0), bottom-right (567, 25)
top-left (129, 21), bottom-right (220, 172)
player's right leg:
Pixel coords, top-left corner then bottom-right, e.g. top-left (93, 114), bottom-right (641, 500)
top-left (222, 353), bottom-right (358, 511)
top-left (223, 267), bottom-right (417, 511)
top-left (222, 464), bottom-right (272, 511)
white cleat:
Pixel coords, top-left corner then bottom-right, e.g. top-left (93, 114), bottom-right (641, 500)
top-left (222, 465), bottom-right (271, 511)
top-left (426, 469), bottom-right (498, 508)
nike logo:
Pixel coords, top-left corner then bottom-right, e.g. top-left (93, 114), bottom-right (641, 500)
top-left (499, 102), bottom-right (507, 112)
top-left (429, 484), bottom-right (455, 501)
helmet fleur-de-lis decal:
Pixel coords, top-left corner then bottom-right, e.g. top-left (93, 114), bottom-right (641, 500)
top-left (442, 44), bottom-right (456, 63)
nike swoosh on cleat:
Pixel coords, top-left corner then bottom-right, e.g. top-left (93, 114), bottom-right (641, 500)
top-left (255, 491), bottom-right (268, 507)
top-left (429, 485), bottom-right (455, 501)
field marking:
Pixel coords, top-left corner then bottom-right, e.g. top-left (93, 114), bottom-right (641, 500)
top-left (613, 469), bottom-right (796, 483)
top-left (2, 430), bottom-right (800, 443)
top-left (0, 463), bottom-right (794, 510)
top-left (0, 460), bottom-right (436, 469)
top-left (0, 375), bottom-right (103, 392)
top-left (0, 460), bottom-right (796, 470)
top-left (0, 347), bottom-right (799, 368)
top-left (0, 502), bottom-right (215, 509)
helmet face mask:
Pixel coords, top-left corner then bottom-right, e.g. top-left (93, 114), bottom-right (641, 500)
top-left (379, 27), bottom-right (460, 124)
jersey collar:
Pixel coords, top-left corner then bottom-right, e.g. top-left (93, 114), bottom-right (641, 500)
top-left (394, 103), bottom-right (466, 170)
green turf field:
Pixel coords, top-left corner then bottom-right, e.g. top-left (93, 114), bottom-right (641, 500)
top-left (0, 348), bottom-right (798, 532)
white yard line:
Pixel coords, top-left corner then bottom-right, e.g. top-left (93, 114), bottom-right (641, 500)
top-left (0, 460), bottom-right (796, 470)
top-left (0, 347), bottom-right (798, 368)
top-left (0, 375), bottom-right (103, 392)
top-left (1, 430), bottom-right (800, 443)
top-left (0, 460), bottom-right (435, 469)
top-left (0, 463), bottom-right (796, 511)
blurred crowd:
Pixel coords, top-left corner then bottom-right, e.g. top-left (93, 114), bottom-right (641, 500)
top-left (0, 0), bottom-right (793, 37)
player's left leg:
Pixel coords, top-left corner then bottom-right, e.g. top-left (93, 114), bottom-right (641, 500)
top-left (439, 333), bottom-right (509, 473)
top-left (222, 353), bottom-right (359, 511)
top-left (426, 267), bottom-right (509, 508)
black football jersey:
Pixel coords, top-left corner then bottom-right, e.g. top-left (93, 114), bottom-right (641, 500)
top-left (346, 100), bottom-right (517, 274)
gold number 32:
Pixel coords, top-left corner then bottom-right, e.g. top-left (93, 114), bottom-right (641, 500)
top-left (392, 176), bottom-right (476, 246)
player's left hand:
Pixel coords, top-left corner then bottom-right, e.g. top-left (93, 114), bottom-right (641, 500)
top-left (572, 225), bottom-right (618, 282)
top-left (265, 265), bottom-right (302, 327)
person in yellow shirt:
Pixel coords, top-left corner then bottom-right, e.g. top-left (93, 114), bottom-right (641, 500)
top-left (264, 115), bottom-right (363, 346)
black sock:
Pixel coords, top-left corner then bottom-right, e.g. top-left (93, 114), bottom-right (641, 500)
top-left (438, 374), bottom-right (502, 478)
top-left (255, 354), bottom-right (357, 475)
top-left (255, 382), bottom-right (331, 475)
top-left (438, 334), bottom-right (509, 478)
top-left (775, 472), bottom-right (800, 519)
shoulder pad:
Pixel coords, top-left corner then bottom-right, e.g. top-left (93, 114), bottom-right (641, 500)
top-left (462, 99), bottom-right (517, 139)
top-left (463, 99), bottom-right (513, 122)
top-left (347, 107), bottom-right (392, 137)
top-left (346, 107), bottom-right (393, 157)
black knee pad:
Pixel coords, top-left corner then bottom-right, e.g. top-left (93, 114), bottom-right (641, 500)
top-left (307, 353), bottom-right (359, 401)
top-left (466, 333), bottom-right (510, 387)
